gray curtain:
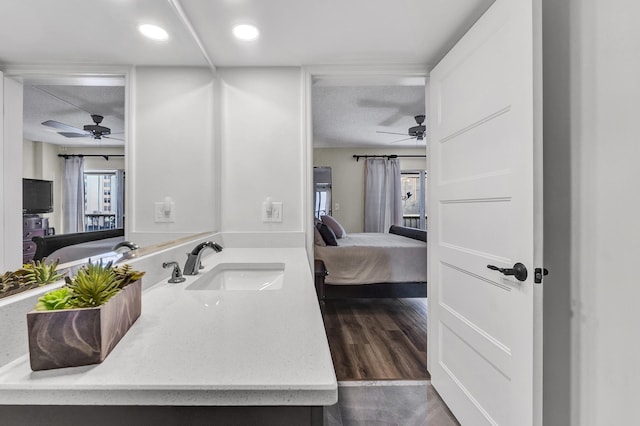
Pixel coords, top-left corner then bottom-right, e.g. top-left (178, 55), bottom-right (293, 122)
top-left (114, 170), bottom-right (125, 228)
top-left (364, 158), bottom-right (402, 232)
top-left (63, 156), bottom-right (85, 233)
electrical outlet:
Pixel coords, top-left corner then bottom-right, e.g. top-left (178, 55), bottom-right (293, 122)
top-left (155, 202), bottom-right (175, 223)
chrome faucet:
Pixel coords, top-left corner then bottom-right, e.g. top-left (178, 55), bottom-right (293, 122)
top-left (112, 241), bottom-right (140, 252)
top-left (183, 241), bottom-right (223, 275)
top-left (162, 261), bottom-right (186, 283)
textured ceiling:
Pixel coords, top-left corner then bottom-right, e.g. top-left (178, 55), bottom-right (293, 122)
top-left (23, 85), bottom-right (125, 147)
top-left (313, 84), bottom-right (426, 148)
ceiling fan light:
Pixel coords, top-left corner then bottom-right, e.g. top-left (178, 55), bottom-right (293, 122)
top-left (138, 24), bottom-right (169, 41)
top-left (233, 24), bottom-right (260, 41)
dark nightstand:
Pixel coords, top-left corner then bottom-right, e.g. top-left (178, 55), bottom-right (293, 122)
top-left (314, 260), bottom-right (328, 310)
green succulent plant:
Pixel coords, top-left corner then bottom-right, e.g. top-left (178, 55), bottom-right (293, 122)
top-left (0, 271), bottom-right (22, 293)
top-left (66, 262), bottom-right (122, 308)
top-left (35, 287), bottom-right (74, 311)
top-left (113, 264), bottom-right (146, 288)
top-left (18, 258), bottom-right (65, 287)
top-left (30, 261), bottom-right (145, 310)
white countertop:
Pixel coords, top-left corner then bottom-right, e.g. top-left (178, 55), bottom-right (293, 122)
top-left (0, 248), bottom-right (337, 406)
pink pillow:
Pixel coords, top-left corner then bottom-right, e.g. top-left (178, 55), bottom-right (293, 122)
top-left (321, 215), bottom-right (346, 239)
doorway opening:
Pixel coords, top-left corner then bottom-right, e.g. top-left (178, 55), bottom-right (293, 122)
top-left (307, 70), bottom-right (429, 383)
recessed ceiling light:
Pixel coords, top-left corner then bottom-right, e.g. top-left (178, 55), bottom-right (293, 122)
top-left (233, 24), bottom-right (259, 41)
top-left (138, 24), bottom-right (169, 41)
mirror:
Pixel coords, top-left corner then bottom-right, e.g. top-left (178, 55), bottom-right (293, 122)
top-left (21, 78), bottom-right (128, 266)
top-left (13, 66), bottom-right (219, 271)
top-left (9, 69), bottom-right (218, 271)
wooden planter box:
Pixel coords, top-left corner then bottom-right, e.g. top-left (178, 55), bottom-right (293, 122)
top-left (0, 283), bottom-right (40, 300)
top-left (27, 280), bottom-right (142, 371)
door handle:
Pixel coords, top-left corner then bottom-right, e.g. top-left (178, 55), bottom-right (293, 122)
top-left (487, 263), bottom-right (528, 282)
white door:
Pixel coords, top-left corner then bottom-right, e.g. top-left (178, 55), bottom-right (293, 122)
top-left (427, 0), bottom-right (542, 424)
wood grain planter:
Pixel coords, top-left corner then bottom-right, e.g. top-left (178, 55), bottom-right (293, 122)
top-left (0, 283), bottom-right (39, 300)
top-left (27, 280), bottom-right (142, 371)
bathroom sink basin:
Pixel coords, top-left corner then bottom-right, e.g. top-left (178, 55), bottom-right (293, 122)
top-left (185, 262), bottom-right (285, 291)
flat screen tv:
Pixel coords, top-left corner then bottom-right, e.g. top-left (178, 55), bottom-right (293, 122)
top-left (23, 178), bottom-right (53, 214)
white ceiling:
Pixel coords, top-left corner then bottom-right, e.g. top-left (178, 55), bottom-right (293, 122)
top-left (0, 0), bottom-right (207, 67)
top-left (0, 0), bottom-right (492, 68)
top-left (179, 0), bottom-right (492, 67)
top-left (23, 84), bottom-right (125, 147)
top-left (2, 0), bottom-right (493, 147)
top-left (313, 82), bottom-right (426, 148)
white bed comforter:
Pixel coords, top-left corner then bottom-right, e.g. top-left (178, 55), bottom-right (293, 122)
top-left (314, 232), bottom-right (427, 285)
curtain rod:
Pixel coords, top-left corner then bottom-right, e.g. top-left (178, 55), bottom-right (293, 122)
top-left (58, 154), bottom-right (124, 161)
top-left (352, 154), bottom-right (426, 162)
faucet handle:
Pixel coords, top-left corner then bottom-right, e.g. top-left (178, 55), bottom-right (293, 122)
top-left (162, 261), bottom-right (186, 283)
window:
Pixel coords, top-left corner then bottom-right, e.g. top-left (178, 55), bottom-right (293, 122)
top-left (83, 172), bottom-right (117, 231)
top-left (401, 171), bottom-right (427, 230)
top-left (315, 183), bottom-right (332, 219)
top-left (314, 167), bottom-right (332, 219)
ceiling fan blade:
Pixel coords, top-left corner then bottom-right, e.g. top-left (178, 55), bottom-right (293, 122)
top-left (58, 132), bottom-right (90, 138)
top-left (376, 131), bottom-right (408, 136)
top-left (42, 120), bottom-right (88, 135)
top-left (103, 136), bottom-right (124, 141)
top-left (390, 137), bottom-right (417, 144)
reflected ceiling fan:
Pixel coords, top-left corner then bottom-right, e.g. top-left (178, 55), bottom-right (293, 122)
top-left (377, 115), bottom-right (426, 143)
top-left (42, 114), bottom-right (123, 141)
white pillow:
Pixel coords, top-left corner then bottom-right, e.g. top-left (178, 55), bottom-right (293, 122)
top-left (321, 215), bottom-right (346, 239)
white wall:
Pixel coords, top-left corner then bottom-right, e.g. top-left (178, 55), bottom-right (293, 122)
top-left (23, 139), bottom-right (35, 178)
top-left (572, 1), bottom-right (640, 424)
top-left (313, 147), bottom-right (426, 233)
top-left (218, 67), bottom-right (303, 233)
top-left (2, 77), bottom-right (23, 271)
top-left (0, 72), bottom-right (5, 270)
top-left (27, 141), bottom-right (63, 233)
top-left (130, 67), bottom-right (217, 247)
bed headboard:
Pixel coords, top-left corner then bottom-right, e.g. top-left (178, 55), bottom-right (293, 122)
top-left (32, 228), bottom-right (125, 261)
top-left (388, 225), bottom-right (427, 242)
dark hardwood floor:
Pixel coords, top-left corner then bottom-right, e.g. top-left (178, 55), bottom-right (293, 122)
top-left (323, 298), bottom-right (429, 381)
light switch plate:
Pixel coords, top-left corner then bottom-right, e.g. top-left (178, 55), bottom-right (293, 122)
top-left (155, 202), bottom-right (175, 223)
top-left (263, 201), bottom-right (283, 223)
top-left (271, 202), bottom-right (283, 222)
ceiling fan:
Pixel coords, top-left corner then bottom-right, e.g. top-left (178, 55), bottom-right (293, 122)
top-left (376, 115), bottom-right (426, 143)
top-left (42, 114), bottom-right (123, 141)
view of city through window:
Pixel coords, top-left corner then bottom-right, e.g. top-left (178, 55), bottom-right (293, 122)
top-left (84, 172), bottom-right (117, 231)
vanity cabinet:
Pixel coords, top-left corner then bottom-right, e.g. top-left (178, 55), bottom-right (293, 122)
top-left (23, 216), bottom-right (50, 263)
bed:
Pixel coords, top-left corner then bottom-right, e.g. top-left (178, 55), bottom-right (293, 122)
top-left (314, 225), bottom-right (427, 300)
